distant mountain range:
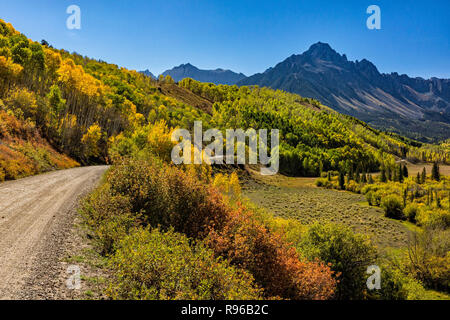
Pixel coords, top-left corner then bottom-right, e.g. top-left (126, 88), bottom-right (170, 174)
top-left (161, 63), bottom-right (246, 85)
top-left (140, 64), bottom-right (246, 85)
top-left (141, 43), bottom-right (450, 142)
top-left (238, 42), bottom-right (450, 143)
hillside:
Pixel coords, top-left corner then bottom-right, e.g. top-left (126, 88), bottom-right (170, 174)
top-left (0, 109), bottom-right (78, 181)
top-left (179, 78), bottom-right (450, 175)
top-left (0, 19), bottom-right (448, 182)
top-left (238, 42), bottom-right (450, 143)
top-left (162, 63), bottom-right (246, 85)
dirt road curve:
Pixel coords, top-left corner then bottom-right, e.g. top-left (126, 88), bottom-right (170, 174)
top-left (0, 166), bottom-right (107, 300)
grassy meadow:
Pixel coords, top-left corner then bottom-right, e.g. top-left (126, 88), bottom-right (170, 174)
top-left (242, 170), bottom-right (410, 250)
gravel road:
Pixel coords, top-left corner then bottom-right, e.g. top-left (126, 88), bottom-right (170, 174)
top-left (0, 166), bottom-right (108, 300)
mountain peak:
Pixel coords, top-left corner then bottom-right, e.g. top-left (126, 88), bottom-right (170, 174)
top-left (303, 42), bottom-right (344, 62)
top-left (238, 42), bottom-right (450, 142)
top-left (179, 63), bottom-right (196, 69)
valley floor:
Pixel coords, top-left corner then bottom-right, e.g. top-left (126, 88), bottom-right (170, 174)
top-left (242, 170), bottom-right (411, 251)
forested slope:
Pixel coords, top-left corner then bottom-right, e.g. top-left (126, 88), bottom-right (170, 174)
top-left (1, 18), bottom-right (448, 180)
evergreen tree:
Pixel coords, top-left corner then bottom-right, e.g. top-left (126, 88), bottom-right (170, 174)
top-left (436, 191), bottom-right (441, 208)
top-left (431, 162), bottom-right (440, 181)
top-left (416, 172), bottom-right (421, 184)
top-left (421, 167), bottom-right (426, 184)
top-left (398, 165), bottom-right (404, 183)
top-left (402, 164), bottom-right (408, 178)
top-left (327, 171), bottom-right (331, 181)
top-left (339, 171), bottom-right (345, 190)
top-left (368, 174), bottom-right (374, 184)
top-left (387, 166), bottom-right (392, 181)
top-left (403, 188), bottom-right (408, 208)
top-left (380, 166), bottom-right (387, 183)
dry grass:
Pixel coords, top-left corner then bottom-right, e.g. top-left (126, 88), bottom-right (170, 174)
top-left (406, 163), bottom-right (450, 176)
top-left (241, 168), bottom-right (411, 251)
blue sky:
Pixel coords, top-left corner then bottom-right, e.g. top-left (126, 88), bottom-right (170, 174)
top-left (1, 0), bottom-right (449, 78)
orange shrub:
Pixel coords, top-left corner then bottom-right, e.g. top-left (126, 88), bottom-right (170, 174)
top-left (207, 207), bottom-right (337, 300)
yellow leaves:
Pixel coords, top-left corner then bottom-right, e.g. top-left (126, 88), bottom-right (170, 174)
top-left (4, 88), bottom-right (37, 119)
top-left (122, 99), bottom-right (144, 128)
top-left (81, 123), bottom-right (103, 158)
top-left (0, 55), bottom-right (23, 79)
top-left (44, 48), bottom-right (62, 74)
top-left (146, 120), bottom-right (176, 162)
top-left (213, 171), bottom-right (241, 200)
top-left (57, 58), bottom-right (103, 98)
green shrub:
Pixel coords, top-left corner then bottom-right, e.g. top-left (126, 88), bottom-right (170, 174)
top-left (299, 223), bottom-right (377, 299)
top-left (81, 184), bottom-right (137, 255)
top-left (365, 191), bottom-right (374, 206)
top-left (107, 228), bottom-right (262, 300)
top-left (345, 180), bottom-right (361, 193)
top-left (315, 178), bottom-right (333, 189)
top-left (381, 195), bottom-right (404, 220)
top-left (404, 203), bottom-right (420, 223)
top-left (368, 265), bottom-right (427, 300)
top-left (406, 227), bottom-right (450, 292)
top-left (315, 178), bottom-right (326, 187)
top-left (371, 191), bottom-right (382, 206)
top-left (417, 209), bottom-right (450, 229)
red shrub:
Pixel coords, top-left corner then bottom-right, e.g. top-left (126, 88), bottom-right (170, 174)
top-left (207, 207), bottom-right (337, 300)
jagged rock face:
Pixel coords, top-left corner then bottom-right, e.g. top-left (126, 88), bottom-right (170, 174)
top-left (238, 42), bottom-right (450, 142)
top-left (162, 63), bottom-right (246, 85)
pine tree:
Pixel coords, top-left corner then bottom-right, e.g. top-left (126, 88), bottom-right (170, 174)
top-left (339, 171), bottom-right (345, 190)
top-left (421, 167), bottom-right (426, 184)
top-left (403, 188), bottom-right (408, 208)
top-left (387, 166), bottom-right (392, 181)
top-left (416, 172), bottom-right (421, 184)
top-left (435, 191), bottom-right (441, 208)
top-left (327, 171), bottom-right (331, 181)
top-left (380, 166), bottom-right (387, 183)
top-left (399, 165), bottom-right (404, 183)
top-left (431, 162), bottom-right (440, 181)
top-left (402, 164), bottom-right (408, 178)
